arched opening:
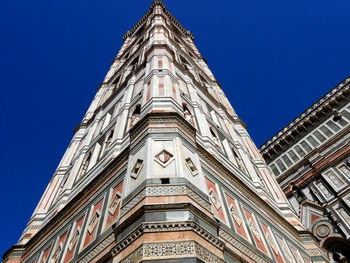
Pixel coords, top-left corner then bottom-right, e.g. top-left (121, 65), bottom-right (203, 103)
top-left (130, 104), bottom-right (141, 127)
top-left (323, 237), bottom-right (350, 263)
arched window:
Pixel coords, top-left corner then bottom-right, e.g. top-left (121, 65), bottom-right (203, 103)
top-left (130, 104), bottom-right (141, 127)
top-left (324, 238), bottom-right (350, 263)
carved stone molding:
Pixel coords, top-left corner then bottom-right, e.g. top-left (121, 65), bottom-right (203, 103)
top-left (119, 241), bottom-right (224, 263)
top-left (112, 221), bottom-right (224, 256)
top-left (129, 112), bottom-right (197, 147)
top-left (121, 184), bottom-right (211, 217)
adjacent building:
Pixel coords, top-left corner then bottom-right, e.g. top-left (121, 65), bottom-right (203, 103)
top-left (4, 1), bottom-right (330, 263)
top-left (260, 77), bottom-right (350, 262)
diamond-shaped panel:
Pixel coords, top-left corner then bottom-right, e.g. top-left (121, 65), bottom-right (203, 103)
top-left (155, 150), bottom-right (174, 167)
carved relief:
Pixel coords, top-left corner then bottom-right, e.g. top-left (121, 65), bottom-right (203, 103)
top-left (264, 229), bottom-right (279, 255)
top-left (120, 241), bottom-right (224, 263)
top-left (51, 244), bottom-right (62, 263)
top-left (50, 231), bottom-right (68, 263)
top-left (315, 224), bottom-right (331, 238)
top-left (317, 182), bottom-right (331, 198)
top-left (208, 188), bottom-right (221, 210)
top-left (324, 170), bottom-right (343, 188)
top-left (185, 157), bottom-right (199, 176)
top-left (87, 211), bottom-right (100, 234)
top-left (131, 159), bottom-right (143, 179)
top-left (68, 228), bottom-right (80, 251)
top-left (108, 192), bottom-right (121, 215)
top-left (338, 164), bottom-right (350, 178)
top-left (338, 208), bottom-right (350, 226)
top-left (40, 246), bottom-right (52, 263)
top-left (247, 218), bottom-right (261, 241)
top-left (275, 235), bottom-right (293, 263)
top-left (104, 181), bottom-right (124, 230)
top-left (229, 204), bottom-right (242, 226)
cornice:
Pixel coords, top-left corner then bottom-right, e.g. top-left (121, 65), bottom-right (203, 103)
top-left (129, 111), bottom-right (197, 145)
top-left (112, 220), bottom-right (224, 256)
top-left (260, 76), bottom-right (350, 160)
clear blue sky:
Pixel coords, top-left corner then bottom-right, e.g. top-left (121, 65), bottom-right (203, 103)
top-left (1, 0), bottom-right (350, 256)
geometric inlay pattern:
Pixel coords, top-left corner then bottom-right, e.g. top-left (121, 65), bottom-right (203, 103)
top-left (155, 150), bottom-right (174, 167)
top-left (120, 241), bottom-right (225, 263)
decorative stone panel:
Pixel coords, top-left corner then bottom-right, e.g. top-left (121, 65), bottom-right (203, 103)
top-left (120, 241), bottom-right (224, 263)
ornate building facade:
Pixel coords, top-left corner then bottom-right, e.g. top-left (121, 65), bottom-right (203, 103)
top-left (260, 77), bottom-right (350, 262)
top-left (3, 1), bottom-right (330, 263)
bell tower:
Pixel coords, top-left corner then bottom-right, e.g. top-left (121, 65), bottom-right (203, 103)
top-left (4, 1), bottom-right (330, 262)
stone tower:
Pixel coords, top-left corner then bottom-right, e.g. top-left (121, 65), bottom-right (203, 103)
top-left (3, 1), bottom-right (330, 263)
